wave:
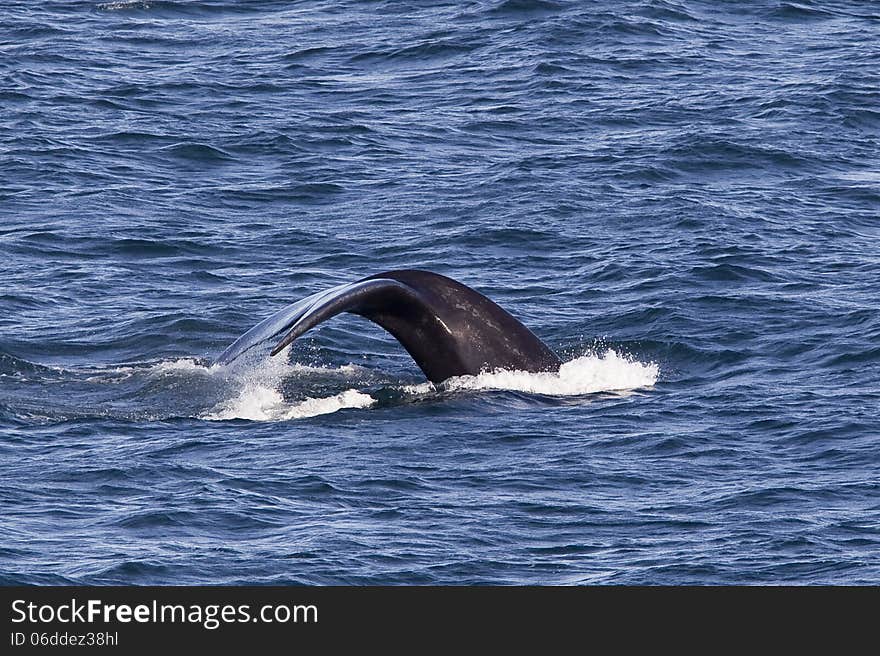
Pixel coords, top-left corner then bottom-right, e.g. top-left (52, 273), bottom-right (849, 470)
top-left (96, 1), bottom-right (262, 17)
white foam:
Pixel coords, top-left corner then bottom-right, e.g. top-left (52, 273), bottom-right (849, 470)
top-left (204, 349), bottom-right (656, 421)
top-left (82, 357), bottom-right (219, 382)
top-left (404, 349), bottom-right (658, 396)
top-left (283, 362), bottom-right (368, 376)
top-left (107, 348), bottom-right (656, 422)
top-left (282, 389), bottom-right (375, 420)
top-left (203, 386), bottom-right (374, 421)
top-left (148, 358), bottom-right (220, 375)
top-left (202, 354), bottom-right (375, 421)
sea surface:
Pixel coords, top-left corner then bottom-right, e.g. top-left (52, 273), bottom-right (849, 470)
top-left (1, 0), bottom-right (878, 585)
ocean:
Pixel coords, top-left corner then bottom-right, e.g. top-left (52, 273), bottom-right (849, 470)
top-left (1, 0), bottom-right (878, 584)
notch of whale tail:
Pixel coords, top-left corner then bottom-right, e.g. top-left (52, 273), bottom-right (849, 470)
top-left (214, 270), bottom-right (562, 384)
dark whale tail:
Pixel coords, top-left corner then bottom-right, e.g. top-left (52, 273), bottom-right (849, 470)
top-left (215, 270), bottom-right (561, 383)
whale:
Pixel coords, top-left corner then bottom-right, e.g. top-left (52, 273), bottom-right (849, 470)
top-left (215, 269), bottom-right (562, 383)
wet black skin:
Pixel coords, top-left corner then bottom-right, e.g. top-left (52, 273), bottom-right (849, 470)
top-left (216, 270), bottom-right (561, 384)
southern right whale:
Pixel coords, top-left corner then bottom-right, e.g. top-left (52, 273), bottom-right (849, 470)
top-left (215, 269), bottom-right (562, 384)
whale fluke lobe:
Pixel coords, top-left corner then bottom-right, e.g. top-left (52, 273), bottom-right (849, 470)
top-left (215, 270), bottom-right (561, 383)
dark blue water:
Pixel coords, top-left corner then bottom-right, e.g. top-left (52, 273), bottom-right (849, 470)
top-left (2, 0), bottom-right (878, 585)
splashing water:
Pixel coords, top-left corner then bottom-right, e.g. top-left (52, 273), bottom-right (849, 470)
top-left (200, 352), bottom-right (377, 421)
top-left (1, 346), bottom-right (657, 424)
top-left (203, 349), bottom-right (658, 421)
top-left (404, 350), bottom-right (659, 397)
top-left (205, 387), bottom-right (376, 421)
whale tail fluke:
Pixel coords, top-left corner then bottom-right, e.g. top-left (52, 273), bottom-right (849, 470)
top-left (215, 270), bottom-right (561, 384)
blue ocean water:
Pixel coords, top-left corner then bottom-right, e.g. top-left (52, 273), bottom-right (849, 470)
top-left (1, 0), bottom-right (878, 585)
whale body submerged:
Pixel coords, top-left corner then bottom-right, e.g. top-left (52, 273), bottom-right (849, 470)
top-left (216, 270), bottom-right (562, 384)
